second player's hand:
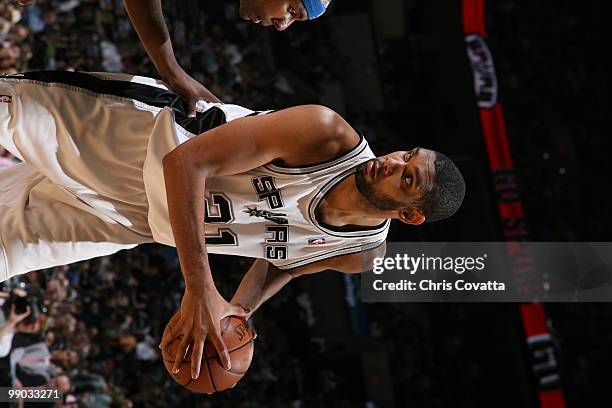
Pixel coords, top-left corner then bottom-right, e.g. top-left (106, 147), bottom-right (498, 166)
top-left (163, 285), bottom-right (249, 379)
top-left (164, 69), bottom-right (222, 117)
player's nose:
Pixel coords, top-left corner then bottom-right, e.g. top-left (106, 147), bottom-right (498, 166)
top-left (273, 17), bottom-right (293, 31)
top-left (382, 158), bottom-right (401, 176)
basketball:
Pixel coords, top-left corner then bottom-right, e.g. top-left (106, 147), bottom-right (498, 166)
top-left (161, 312), bottom-right (255, 393)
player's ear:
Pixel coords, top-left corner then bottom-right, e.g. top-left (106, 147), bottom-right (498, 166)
top-left (397, 207), bottom-right (425, 225)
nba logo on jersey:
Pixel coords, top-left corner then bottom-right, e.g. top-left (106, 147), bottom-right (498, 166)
top-left (308, 238), bottom-right (326, 245)
top-left (0, 95), bottom-right (12, 104)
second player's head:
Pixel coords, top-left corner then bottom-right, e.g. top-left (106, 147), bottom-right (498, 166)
top-left (355, 148), bottom-right (466, 224)
top-left (239, 0), bottom-right (331, 31)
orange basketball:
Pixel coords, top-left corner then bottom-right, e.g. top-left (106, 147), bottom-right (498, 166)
top-left (161, 312), bottom-right (255, 393)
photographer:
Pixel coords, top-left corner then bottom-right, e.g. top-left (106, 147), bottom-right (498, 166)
top-left (0, 302), bottom-right (31, 356)
top-left (0, 292), bottom-right (31, 388)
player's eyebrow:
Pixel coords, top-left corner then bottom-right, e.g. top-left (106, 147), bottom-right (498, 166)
top-left (413, 148), bottom-right (422, 189)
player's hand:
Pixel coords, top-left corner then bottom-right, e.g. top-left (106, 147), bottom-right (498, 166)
top-left (164, 69), bottom-right (221, 117)
top-left (230, 301), bottom-right (255, 322)
top-left (162, 286), bottom-right (250, 379)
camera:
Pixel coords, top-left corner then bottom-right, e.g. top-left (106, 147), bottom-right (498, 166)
top-left (10, 290), bottom-right (42, 324)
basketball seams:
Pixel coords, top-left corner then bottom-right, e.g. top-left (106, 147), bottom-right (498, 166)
top-left (205, 344), bottom-right (217, 393)
top-left (162, 338), bottom-right (254, 364)
top-left (210, 339), bottom-right (254, 369)
top-left (225, 368), bottom-right (250, 376)
top-left (183, 376), bottom-right (194, 388)
top-left (221, 315), bottom-right (232, 335)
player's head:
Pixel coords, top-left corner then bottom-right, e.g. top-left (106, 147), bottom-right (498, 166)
top-left (355, 148), bottom-right (466, 224)
top-left (239, 0), bottom-right (332, 31)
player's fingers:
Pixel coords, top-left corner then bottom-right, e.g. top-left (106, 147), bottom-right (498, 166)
top-left (187, 99), bottom-right (197, 118)
top-left (191, 333), bottom-right (205, 379)
top-left (209, 331), bottom-right (231, 370)
top-left (160, 313), bottom-right (183, 349)
top-left (160, 320), bottom-right (181, 349)
top-left (172, 332), bottom-right (192, 373)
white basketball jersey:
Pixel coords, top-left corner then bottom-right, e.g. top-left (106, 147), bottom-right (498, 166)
top-left (0, 70), bottom-right (387, 275)
top-left (144, 103), bottom-right (389, 270)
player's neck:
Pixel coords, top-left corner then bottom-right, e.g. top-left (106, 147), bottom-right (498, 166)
top-left (317, 175), bottom-right (388, 227)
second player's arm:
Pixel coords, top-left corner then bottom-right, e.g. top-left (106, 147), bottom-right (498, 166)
top-left (230, 244), bottom-right (387, 320)
top-left (123, 0), bottom-right (221, 105)
top-left (123, 0), bottom-right (176, 81)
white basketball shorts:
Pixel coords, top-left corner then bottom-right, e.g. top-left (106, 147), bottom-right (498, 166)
top-left (0, 71), bottom-right (176, 280)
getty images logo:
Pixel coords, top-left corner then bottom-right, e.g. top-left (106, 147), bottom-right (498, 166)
top-left (372, 253), bottom-right (488, 275)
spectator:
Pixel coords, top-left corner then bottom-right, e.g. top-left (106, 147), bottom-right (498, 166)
top-left (0, 303), bottom-right (31, 358)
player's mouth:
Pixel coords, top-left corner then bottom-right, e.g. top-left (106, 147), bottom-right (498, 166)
top-left (365, 160), bottom-right (380, 181)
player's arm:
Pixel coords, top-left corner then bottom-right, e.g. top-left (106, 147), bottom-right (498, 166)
top-left (122, 0), bottom-right (221, 111)
top-left (162, 105), bottom-right (352, 294)
top-left (230, 243), bottom-right (387, 320)
top-left (161, 105), bottom-right (356, 378)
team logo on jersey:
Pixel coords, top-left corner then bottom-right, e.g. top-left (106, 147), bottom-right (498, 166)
top-left (308, 238), bottom-right (326, 245)
top-left (251, 176), bottom-right (284, 209)
top-left (245, 206), bottom-right (288, 225)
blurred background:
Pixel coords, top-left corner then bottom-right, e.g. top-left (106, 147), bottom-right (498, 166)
top-left (1, 0), bottom-right (610, 406)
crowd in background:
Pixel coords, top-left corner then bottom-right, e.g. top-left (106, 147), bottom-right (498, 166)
top-left (1, 0), bottom-right (610, 406)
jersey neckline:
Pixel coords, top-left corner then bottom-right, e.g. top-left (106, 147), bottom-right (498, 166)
top-left (308, 164), bottom-right (391, 238)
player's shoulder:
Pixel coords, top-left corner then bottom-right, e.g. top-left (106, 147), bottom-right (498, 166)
top-left (286, 104), bottom-right (361, 163)
top-left (301, 105), bottom-right (360, 145)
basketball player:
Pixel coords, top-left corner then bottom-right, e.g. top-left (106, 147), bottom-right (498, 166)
top-left (123, 0), bottom-right (332, 114)
top-left (12, 0), bottom-right (332, 114)
top-left (0, 71), bottom-right (465, 379)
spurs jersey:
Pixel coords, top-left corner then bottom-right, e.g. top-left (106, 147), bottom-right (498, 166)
top-left (145, 119), bottom-right (389, 270)
top-left (0, 71), bottom-right (387, 281)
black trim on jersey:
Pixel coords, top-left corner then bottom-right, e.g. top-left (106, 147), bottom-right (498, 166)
top-left (263, 129), bottom-right (367, 175)
top-left (308, 165), bottom-right (391, 238)
top-left (247, 110), bottom-right (273, 116)
top-left (11, 71), bottom-right (228, 135)
top-left (318, 216), bottom-right (387, 234)
top-left (278, 239), bottom-right (386, 270)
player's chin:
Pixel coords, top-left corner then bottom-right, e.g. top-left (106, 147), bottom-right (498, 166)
top-left (356, 162), bottom-right (372, 185)
top-left (238, 4), bottom-right (250, 21)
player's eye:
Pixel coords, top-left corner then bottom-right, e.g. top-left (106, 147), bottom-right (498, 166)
top-left (405, 174), bottom-right (412, 186)
top-left (289, 6), bottom-right (297, 16)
